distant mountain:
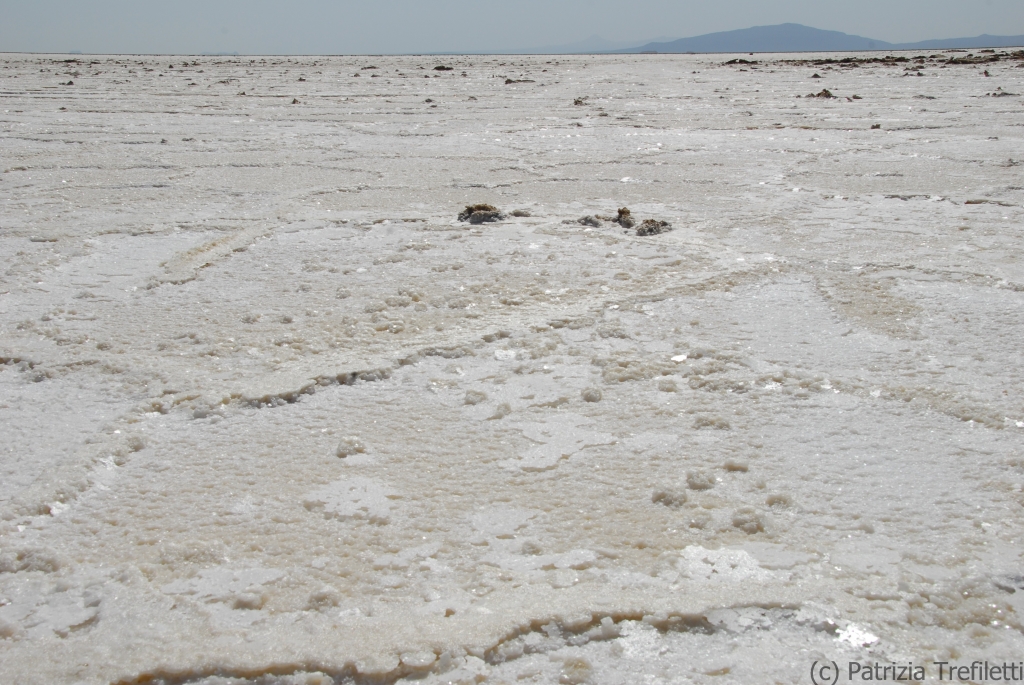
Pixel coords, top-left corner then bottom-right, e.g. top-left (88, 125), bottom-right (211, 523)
top-left (611, 23), bottom-right (1024, 54)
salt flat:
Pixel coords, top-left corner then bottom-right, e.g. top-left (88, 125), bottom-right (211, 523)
top-left (1, 50), bottom-right (1023, 684)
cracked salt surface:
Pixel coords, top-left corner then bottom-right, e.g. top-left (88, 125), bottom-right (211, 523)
top-left (1, 49), bottom-right (1024, 683)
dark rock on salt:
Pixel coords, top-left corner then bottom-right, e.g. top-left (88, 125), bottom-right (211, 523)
top-left (458, 204), bottom-right (506, 224)
top-left (637, 219), bottom-right (672, 236)
top-left (615, 207), bottom-right (635, 229)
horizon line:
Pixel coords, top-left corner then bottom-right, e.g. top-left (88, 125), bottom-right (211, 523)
top-left (2, 46), bottom-right (1011, 58)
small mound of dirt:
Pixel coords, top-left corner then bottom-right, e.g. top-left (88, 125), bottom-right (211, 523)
top-left (596, 208), bottom-right (635, 228)
top-left (807, 89), bottom-right (835, 99)
top-left (577, 215), bottom-right (600, 227)
top-left (458, 204), bottom-right (506, 224)
top-left (615, 207), bottom-right (635, 229)
top-left (434, 65), bottom-right (453, 71)
top-left (636, 219), bottom-right (672, 236)
top-left (468, 210), bottom-right (504, 224)
top-left (511, 209), bottom-right (531, 217)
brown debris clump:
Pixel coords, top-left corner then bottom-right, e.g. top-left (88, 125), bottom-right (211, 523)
top-left (614, 207), bottom-right (635, 229)
top-left (595, 208), bottom-right (635, 228)
top-left (636, 219), bottom-right (672, 236)
top-left (458, 204), bottom-right (506, 224)
top-left (567, 207), bottom-right (672, 236)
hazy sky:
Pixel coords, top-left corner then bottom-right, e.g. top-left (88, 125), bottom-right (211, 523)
top-left (2, 0), bottom-right (1023, 55)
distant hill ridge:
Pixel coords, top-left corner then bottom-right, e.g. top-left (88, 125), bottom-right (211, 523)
top-left (610, 23), bottom-right (1024, 54)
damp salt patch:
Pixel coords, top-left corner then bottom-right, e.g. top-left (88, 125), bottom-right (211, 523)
top-left (303, 477), bottom-right (396, 524)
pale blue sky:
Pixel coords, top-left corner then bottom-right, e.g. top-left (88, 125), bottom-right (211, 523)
top-left (1, 0), bottom-right (1022, 55)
